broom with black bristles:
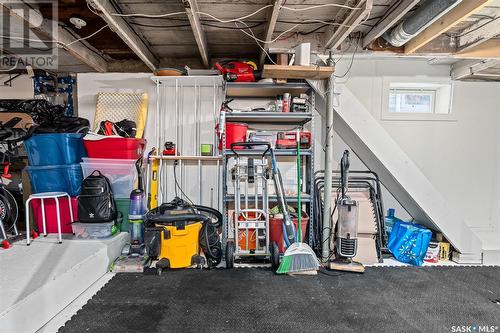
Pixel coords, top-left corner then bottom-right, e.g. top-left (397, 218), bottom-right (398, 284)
top-left (276, 130), bottom-right (319, 275)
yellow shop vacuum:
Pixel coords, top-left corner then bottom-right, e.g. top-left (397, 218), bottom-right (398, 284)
top-left (144, 197), bottom-right (222, 273)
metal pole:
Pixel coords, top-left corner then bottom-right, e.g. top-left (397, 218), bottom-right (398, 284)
top-left (322, 55), bottom-right (335, 261)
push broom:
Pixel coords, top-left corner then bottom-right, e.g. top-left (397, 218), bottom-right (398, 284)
top-left (276, 131), bottom-right (319, 274)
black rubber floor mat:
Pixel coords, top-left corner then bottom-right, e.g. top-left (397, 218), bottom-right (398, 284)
top-left (59, 266), bottom-right (500, 333)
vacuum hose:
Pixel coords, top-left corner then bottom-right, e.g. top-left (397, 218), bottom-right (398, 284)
top-left (199, 218), bottom-right (222, 267)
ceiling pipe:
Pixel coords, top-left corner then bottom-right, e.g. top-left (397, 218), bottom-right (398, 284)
top-left (383, 0), bottom-right (461, 47)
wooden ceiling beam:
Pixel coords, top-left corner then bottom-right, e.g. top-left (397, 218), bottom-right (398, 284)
top-left (451, 58), bottom-right (500, 79)
top-left (405, 0), bottom-right (491, 54)
top-left (455, 39), bottom-right (500, 58)
top-left (362, 0), bottom-right (420, 49)
top-left (88, 0), bottom-right (159, 71)
top-left (259, 0), bottom-right (284, 67)
top-left (1, 2), bottom-right (108, 72)
top-left (324, 0), bottom-right (373, 50)
top-left (182, 0), bottom-right (210, 68)
top-left (457, 9), bottom-right (500, 51)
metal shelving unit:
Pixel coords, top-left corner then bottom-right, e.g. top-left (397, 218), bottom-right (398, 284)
top-left (226, 81), bottom-right (310, 98)
top-left (225, 111), bottom-right (312, 124)
top-left (225, 194), bottom-right (312, 203)
top-left (224, 148), bottom-right (312, 156)
top-left (221, 81), bottom-right (316, 250)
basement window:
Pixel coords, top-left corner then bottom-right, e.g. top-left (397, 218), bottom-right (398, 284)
top-left (388, 89), bottom-right (435, 114)
top-left (382, 79), bottom-right (454, 121)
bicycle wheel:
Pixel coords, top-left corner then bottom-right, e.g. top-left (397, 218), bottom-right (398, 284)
top-left (0, 187), bottom-right (18, 232)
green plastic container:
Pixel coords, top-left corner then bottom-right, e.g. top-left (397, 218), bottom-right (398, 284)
top-left (115, 198), bottom-right (130, 232)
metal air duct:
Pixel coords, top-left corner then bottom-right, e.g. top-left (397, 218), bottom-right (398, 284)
top-left (383, 0), bottom-right (461, 47)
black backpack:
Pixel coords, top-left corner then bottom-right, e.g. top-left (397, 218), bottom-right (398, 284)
top-left (78, 171), bottom-right (117, 223)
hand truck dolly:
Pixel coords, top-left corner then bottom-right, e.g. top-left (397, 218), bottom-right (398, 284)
top-left (225, 142), bottom-right (279, 269)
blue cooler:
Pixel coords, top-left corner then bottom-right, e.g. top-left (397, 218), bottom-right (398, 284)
top-left (388, 221), bottom-right (432, 266)
top-left (25, 163), bottom-right (83, 196)
top-left (25, 133), bottom-right (86, 166)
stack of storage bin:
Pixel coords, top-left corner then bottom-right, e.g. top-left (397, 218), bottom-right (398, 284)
top-left (81, 135), bottom-right (146, 232)
top-left (25, 133), bottom-right (86, 233)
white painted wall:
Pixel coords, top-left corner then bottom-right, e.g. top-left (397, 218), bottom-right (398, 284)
top-left (76, 61), bottom-right (500, 235)
top-left (77, 73), bottom-right (157, 149)
top-left (77, 73), bottom-right (225, 209)
top-left (0, 74), bottom-right (33, 98)
top-left (333, 58), bottom-right (500, 232)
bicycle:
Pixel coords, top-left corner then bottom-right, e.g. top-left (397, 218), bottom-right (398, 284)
top-left (0, 117), bottom-right (37, 249)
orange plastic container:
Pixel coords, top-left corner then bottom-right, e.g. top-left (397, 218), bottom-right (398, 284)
top-left (238, 228), bottom-right (257, 251)
top-left (235, 211), bottom-right (262, 251)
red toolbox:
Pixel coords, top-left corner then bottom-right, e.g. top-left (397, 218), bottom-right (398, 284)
top-left (84, 135), bottom-right (146, 159)
top-left (269, 211), bottom-right (309, 253)
top-left (31, 196), bottom-right (78, 234)
top-left (276, 131), bottom-right (311, 149)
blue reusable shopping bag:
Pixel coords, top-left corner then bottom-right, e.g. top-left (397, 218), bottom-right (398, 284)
top-left (387, 221), bottom-right (432, 266)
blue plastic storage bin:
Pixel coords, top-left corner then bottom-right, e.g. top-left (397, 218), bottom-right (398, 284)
top-left (26, 163), bottom-right (83, 196)
top-left (387, 221), bottom-right (432, 266)
top-left (24, 133), bottom-right (86, 166)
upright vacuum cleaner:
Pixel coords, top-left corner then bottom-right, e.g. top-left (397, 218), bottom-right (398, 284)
top-left (127, 157), bottom-right (146, 255)
top-left (328, 150), bottom-right (365, 273)
top-left (112, 158), bottom-right (147, 272)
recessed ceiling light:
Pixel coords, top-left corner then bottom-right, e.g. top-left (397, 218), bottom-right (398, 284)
top-left (69, 16), bottom-right (87, 29)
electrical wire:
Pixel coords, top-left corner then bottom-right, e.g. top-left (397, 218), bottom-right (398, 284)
top-left (173, 160), bottom-right (194, 205)
top-left (129, 21), bottom-right (266, 30)
top-left (0, 25), bottom-right (110, 49)
top-left (60, 25), bottom-right (108, 61)
top-left (364, 0), bottom-right (402, 36)
top-left (130, 16), bottom-right (369, 28)
top-left (87, 3), bottom-right (369, 61)
top-left (234, 20), bottom-right (276, 65)
top-left (66, 25), bottom-right (109, 46)
top-left (447, 16), bottom-right (500, 38)
top-left (87, 1), bottom-right (101, 16)
top-left (334, 37), bottom-right (360, 79)
top-left (282, 4), bottom-right (360, 11)
top-left (110, 3), bottom-right (361, 20)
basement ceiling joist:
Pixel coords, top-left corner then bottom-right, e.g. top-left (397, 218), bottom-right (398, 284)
top-left (323, 0), bottom-right (373, 50)
top-left (404, 0), bottom-right (492, 54)
top-left (3, 0), bottom-right (500, 81)
top-left (362, 0), bottom-right (420, 48)
top-left (457, 13), bottom-right (500, 51)
top-left (1, 2), bottom-right (108, 72)
top-left (259, 0), bottom-right (284, 66)
top-left (182, 0), bottom-right (210, 67)
top-left (451, 58), bottom-right (500, 79)
top-left (88, 0), bottom-right (160, 71)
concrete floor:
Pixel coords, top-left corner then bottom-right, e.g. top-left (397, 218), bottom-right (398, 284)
top-left (1, 231), bottom-right (498, 332)
top-left (0, 233), bottom-right (127, 333)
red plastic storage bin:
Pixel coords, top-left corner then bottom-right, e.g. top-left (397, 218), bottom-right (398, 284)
top-left (269, 212), bottom-right (309, 253)
top-left (84, 137), bottom-right (146, 159)
top-left (31, 197), bottom-right (78, 234)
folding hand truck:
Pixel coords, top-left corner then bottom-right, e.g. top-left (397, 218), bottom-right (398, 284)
top-left (225, 142), bottom-right (279, 268)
